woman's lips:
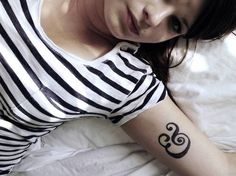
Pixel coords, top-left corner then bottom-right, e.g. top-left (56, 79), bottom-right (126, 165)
top-left (127, 9), bottom-right (139, 36)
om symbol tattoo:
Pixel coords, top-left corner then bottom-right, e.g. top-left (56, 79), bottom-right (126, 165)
top-left (158, 122), bottom-right (191, 159)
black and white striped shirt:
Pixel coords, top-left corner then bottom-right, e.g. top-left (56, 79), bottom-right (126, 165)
top-left (0, 0), bottom-right (166, 174)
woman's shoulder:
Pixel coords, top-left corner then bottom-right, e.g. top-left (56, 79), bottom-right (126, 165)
top-left (0, 0), bottom-right (40, 22)
top-left (111, 42), bottom-right (152, 74)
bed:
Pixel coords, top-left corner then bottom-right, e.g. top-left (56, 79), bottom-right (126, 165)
top-left (9, 33), bottom-right (236, 176)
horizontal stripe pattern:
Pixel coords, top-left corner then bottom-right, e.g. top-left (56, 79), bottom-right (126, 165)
top-left (0, 0), bottom-right (167, 174)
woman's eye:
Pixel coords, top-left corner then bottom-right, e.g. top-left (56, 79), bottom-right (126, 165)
top-left (170, 16), bottom-right (182, 34)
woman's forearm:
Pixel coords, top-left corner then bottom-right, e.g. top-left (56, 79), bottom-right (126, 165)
top-left (122, 95), bottom-right (231, 176)
top-left (225, 152), bottom-right (236, 175)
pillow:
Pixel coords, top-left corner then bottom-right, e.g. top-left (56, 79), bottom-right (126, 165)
top-left (168, 33), bottom-right (236, 152)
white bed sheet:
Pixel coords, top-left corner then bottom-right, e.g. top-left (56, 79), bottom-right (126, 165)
top-left (11, 119), bottom-right (169, 176)
top-left (168, 33), bottom-right (236, 151)
top-left (10, 33), bottom-right (236, 176)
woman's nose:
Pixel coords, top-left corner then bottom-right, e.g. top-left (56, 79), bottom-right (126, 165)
top-left (143, 3), bottom-right (174, 27)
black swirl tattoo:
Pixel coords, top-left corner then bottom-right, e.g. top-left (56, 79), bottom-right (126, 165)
top-left (158, 122), bottom-right (191, 159)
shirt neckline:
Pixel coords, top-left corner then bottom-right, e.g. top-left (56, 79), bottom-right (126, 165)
top-left (33, 0), bottom-right (139, 64)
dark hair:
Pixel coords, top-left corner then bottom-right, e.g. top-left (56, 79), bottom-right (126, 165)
top-left (186, 0), bottom-right (236, 40)
top-left (135, 0), bottom-right (236, 84)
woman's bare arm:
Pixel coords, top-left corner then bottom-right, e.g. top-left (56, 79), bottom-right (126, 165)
top-left (122, 95), bottom-right (231, 176)
top-left (225, 153), bottom-right (236, 175)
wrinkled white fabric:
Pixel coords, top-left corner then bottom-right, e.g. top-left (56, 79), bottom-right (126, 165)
top-left (168, 33), bottom-right (236, 152)
top-left (11, 119), bottom-right (169, 176)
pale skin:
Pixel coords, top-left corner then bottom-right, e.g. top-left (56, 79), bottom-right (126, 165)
top-left (41, 0), bottom-right (236, 175)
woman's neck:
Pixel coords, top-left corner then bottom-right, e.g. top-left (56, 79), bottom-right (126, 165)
top-left (41, 0), bottom-right (119, 60)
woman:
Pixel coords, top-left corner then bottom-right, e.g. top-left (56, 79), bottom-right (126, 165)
top-left (0, 0), bottom-right (235, 175)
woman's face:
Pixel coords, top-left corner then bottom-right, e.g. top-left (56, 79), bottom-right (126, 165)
top-left (103, 0), bottom-right (204, 43)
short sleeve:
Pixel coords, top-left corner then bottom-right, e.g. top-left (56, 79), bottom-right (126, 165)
top-left (109, 72), bottom-right (167, 126)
